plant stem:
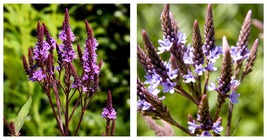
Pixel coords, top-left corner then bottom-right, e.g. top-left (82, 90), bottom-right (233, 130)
top-left (226, 102), bottom-right (234, 136)
top-left (65, 91), bottom-right (69, 135)
top-left (47, 93), bottom-right (65, 136)
top-left (74, 109), bottom-right (85, 136)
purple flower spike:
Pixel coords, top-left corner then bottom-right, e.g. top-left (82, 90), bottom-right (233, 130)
top-left (58, 9), bottom-right (77, 63)
top-left (183, 70), bottom-right (195, 83)
top-left (102, 91), bottom-right (117, 120)
top-left (82, 21), bottom-right (100, 78)
top-left (162, 78), bottom-right (176, 94)
top-left (229, 90), bottom-right (240, 104)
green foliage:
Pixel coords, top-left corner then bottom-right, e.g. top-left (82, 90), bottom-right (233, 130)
top-left (137, 4), bottom-right (263, 136)
top-left (4, 4), bottom-right (130, 136)
top-left (14, 97), bottom-right (32, 136)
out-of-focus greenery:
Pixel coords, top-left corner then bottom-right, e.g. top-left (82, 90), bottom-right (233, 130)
top-left (4, 4), bottom-right (130, 136)
top-left (137, 4), bottom-right (263, 136)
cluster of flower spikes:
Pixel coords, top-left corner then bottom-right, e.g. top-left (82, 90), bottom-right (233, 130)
top-left (22, 9), bottom-right (101, 97)
top-left (137, 3), bottom-right (259, 136)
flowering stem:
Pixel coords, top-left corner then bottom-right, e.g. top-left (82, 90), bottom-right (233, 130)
top-left (65, 91), bottom-right (69, 135)
top-left (165, 116), bottom-right (193, 136)
top-left (203, 71), bottom-right (210, 95)
top-left (74, 109), bottom-right (85, 136)
top-left (226, 102), bottom-right (234, 136)
top-left (174, 86), bottom-right (199, 105)
top-left (47, 92), bottom-right (65, 136)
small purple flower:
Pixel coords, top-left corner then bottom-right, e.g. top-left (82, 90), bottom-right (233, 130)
top-left (200, 131), bottom-right (212, 136)
top-left (212, 119), bottom-right (223, 134)
top-left (230, 78), bottom-right (240, 89)
top-left (230, 46), bottom-right (243, 62)
top-left (29, 69), bottom-right (46, 81)
top-left (158, 37), bottom-right (173, 54)
top-left (101, 107), bottom-right (116, 120)
top-left (82, 86), bottom-right (88, 92)
top-left (194, 64), bottom-right (205, 75)
top-left (165, 62), bottom-right (178, 80)
top-left (206, 82), bottom-right (216, 91)
top-left (162, 78), bottom-right (176, 94)
top-left (206, 46), bottom-right (223, 63)
top-left (205, 62), bottom-right (217, 71)
top-left (188, 120), bottom-right (199, 133)
top-left (147, 86), bottom-right (160, 96)
top-left (144, 72), bottom-right (162, 89)
top-left (137, 99), bottom-right (151, 111)
top-left (183, 45), bottom-right (194, 64)
top-left (177, 31), bottom-right (187, 44)
top-left (183, 70), bottom-right (195, 83)
top-left (229, 90), bottom-right (240, 104)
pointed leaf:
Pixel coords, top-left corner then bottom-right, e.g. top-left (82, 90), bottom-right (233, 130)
top-left (14, 96), bottom-right (32, 135)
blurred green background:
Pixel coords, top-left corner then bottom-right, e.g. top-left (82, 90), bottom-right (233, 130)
top-left (137, 4), bottom-right (263, 136)
top-left (4, 4), bottom-right (130, 136)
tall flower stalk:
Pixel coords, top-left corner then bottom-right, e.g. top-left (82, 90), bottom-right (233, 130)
top-left (22, 9), bottom-right (115, 136)
top-left (137, 4), bottom-right (260, 136)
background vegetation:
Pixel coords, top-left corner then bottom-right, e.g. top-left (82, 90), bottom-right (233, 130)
top-left (4, 4), bottom-right (130, 136)
top-left (137, 4), bottom-right (263, 136)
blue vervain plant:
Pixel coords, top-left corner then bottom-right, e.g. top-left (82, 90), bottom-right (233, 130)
top-left (137, 4), bottom-right (260, 136)
top-left (16, 8), bottom-right (117, 136)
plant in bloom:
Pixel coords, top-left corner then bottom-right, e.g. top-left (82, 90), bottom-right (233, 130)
top-left (22, 9), bottom-right (115, 136)
top-left (137, 4), bottom-right (260, 136)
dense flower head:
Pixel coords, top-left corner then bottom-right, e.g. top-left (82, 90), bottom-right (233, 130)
top-left (33, 41), bottom-right (51, 61)
top-left (82, 38), bottom-right (100, 76)
top-left (29, 69), bottom-right (46, 81)
top-left (230, 46), bottom-right (250, 62)
top-left (101, 107), bottom-right (117, 120)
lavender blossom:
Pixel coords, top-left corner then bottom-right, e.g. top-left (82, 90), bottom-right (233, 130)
top-left (212, 118), bottom-right (223, 134)
top-left (183, 70), bottom-right (195, 83)
top-left (144, 72), bottom-right (162, 89)
top-left (137, 99), bottom-right (152, 111)
top-left (158, 37), bottom-right (173, 54)
top-left (29, 69), bottom-right (46, 81)
top-left (194, 64), bottom-right (205, 75)
top-left (165, 62), bottom-right (178, 80)
top-left (177, 31), bottom-right (187, 44)
top-left (206, 82), bottom-right (216, 91)
top-left (229, 91), bottom-right (240, 104)
top-left (205, 62), bottom-right (217, 71)
top-left (162, 78), bottom-right (176, 94)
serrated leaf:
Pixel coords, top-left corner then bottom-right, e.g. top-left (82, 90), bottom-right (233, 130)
top-left (14, 96), bottom-right (32, 135)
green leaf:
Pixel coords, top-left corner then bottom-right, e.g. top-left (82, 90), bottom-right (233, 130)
top-left (14, 96), bottom-right (32, 135)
